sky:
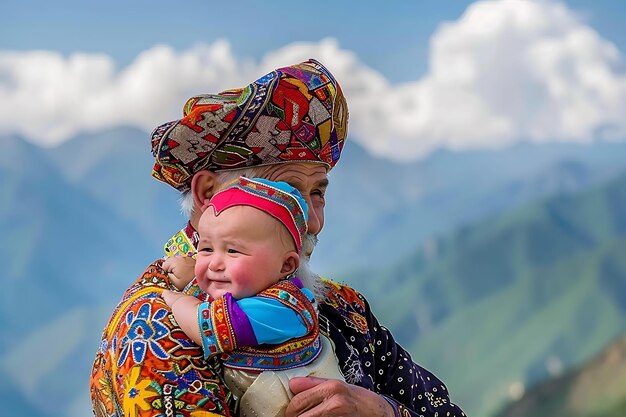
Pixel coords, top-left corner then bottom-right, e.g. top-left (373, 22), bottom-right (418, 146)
top-left (1, 0), bottom-right (626, 160)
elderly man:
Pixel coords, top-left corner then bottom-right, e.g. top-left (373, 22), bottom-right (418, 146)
top-left (90, 59), bottom-right (465, 417)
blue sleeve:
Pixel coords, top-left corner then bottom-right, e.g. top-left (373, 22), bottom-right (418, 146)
top-left (237, 288), bottom-right (314, 345)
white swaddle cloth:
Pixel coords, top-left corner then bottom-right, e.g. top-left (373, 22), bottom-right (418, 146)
top-left (224, 334), bottom-right (344, 417)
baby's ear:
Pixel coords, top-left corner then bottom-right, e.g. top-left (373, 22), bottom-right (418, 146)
top-left (280, 252), bottom-right (300, 277)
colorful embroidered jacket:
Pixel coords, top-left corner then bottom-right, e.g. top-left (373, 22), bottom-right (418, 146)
top-left (90, 226), bottom-right (466, 417)
top-left (90, 260), bottom-right (234, 417)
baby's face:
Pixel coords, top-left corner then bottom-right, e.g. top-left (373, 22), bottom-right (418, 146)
top-left (195, 205), bottom-right (296, 299)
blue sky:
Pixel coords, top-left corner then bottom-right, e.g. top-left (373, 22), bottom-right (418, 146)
top-left (1, 0), bottom-right (481, 81)
top-left (3, 0), bottom-right (625, 81)
top-left (2, 0), bottom-right (626, 159)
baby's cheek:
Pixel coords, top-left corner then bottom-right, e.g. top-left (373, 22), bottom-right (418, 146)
top-left (194, 259), bottom-right (206, 278)
top-left (194, 264), bottom-right (207, 289)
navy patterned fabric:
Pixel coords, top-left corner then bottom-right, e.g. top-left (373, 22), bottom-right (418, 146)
top-left (318, 279), bottom-right (466, 417)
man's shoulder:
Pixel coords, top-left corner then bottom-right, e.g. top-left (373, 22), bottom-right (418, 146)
top-left (120, 259), bottom-right (170, 299)
top-left (102, 259), bottom-right (169, 334)
top-left (320, 277), bottom-right (360, 296)
top-left (91, 258), bottom-right (231, 416)
top-left (319, 278), bottom-right (369, 311)
top-left (318, 278), bottom-right (373, 338)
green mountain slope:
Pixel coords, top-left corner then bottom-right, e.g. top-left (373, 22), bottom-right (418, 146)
top-left (495, 333), bottom-right (626, 417)
top-left (348, 172), bottom-right (626, 417)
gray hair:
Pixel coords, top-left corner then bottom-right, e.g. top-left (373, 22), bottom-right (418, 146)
top-left (178, 166), bottom-right (269, 218)
top-left (296, 233), bottom-right (326, 301)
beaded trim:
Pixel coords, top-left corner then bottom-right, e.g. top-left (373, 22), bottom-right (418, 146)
top-left (224, 280), bottom-right (321, 371)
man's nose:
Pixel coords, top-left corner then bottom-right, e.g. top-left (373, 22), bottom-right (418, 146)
top-left (306, 201), bottom-right (322, 235)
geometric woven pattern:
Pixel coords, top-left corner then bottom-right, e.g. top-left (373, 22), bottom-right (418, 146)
top-left (151, 59), bottom-right (348, 191)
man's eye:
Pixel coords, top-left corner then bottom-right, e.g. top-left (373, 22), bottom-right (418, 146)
top-left (200, 247), bottom-right (213, 253)
top-left (227, 249), bottom-right (240, 254)
top-left (313, 188), bottom-right (326, 197)
top-left (312, 190), bottom-right (326, 203)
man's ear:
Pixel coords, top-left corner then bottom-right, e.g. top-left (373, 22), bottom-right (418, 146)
top-left (191, 170), bottom-right (218, 213)
top-left (280, 252), bottom-right (300, 277)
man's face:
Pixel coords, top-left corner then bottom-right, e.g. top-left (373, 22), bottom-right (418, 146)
top-left (195, 162), bottom-right (329, 257)
top-left (257, 163), bottom-right (329, 255)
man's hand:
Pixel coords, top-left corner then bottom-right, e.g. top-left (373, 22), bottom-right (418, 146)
top-left (163, 256), bottom-right (196, 290)
top-left (286, 377), bottom-right (394, 417)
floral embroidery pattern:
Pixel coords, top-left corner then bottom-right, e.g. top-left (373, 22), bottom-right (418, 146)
top-left (90, 260), bottom-right (233, 416)
top-left (118, 302), bottom-right (169, 367)
top-left (122, 366), bottom-right (158, 417)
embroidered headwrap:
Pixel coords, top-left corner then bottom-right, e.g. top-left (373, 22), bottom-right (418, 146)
top-left (208, 177), bottom-right (308, 251)
top-left (151, 58), bottom-right (348, 192)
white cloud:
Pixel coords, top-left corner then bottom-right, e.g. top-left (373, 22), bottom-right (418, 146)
top-left (0, 41), bottom-right (247, 146)
top-left (353, 0), bottom-right (626, 159)
top-left (1, 0), bottom-right (626, 159)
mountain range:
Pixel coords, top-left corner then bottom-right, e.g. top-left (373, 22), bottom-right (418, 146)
top-left (495, 332), bottom-right (626, 417)
top-left (347, 170), bottom-right (626, 416)
top-left (2, 128), bottom-right (626, 416)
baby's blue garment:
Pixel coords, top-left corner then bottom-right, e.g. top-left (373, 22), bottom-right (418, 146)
top-left (237, 287), bottom-right (315, 344)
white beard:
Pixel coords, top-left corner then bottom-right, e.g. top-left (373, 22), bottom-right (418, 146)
top-left (296, 234), bottom-right (327, 302)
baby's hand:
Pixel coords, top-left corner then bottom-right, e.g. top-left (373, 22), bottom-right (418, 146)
top-left (163, 256), bottom-right (196, 290)
top-left (162, 290), bottom-right (202, 345)
top-left (162, 289), bottom-right (188, 308)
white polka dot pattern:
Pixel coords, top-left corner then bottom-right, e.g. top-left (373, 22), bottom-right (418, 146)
top-left (318, 280), bottom-right (465, 417)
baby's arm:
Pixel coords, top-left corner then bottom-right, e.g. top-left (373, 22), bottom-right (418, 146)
top-left (162, 290), bottom-right (202, 345)
top-left (237, 281), bottom-right (315, 345)
top-left (162, 256), bottom-right (196, 290)
top-left (163, 280), bottom-right (315, 359)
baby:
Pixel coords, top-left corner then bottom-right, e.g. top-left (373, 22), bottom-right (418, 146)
top-left (162, 177), bottom-right (343, 417)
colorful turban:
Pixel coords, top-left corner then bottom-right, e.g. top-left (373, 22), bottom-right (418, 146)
top-left (151, 59), bottom-right (349, 192)
top-left (208, 177), bottom-right (308, 251)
